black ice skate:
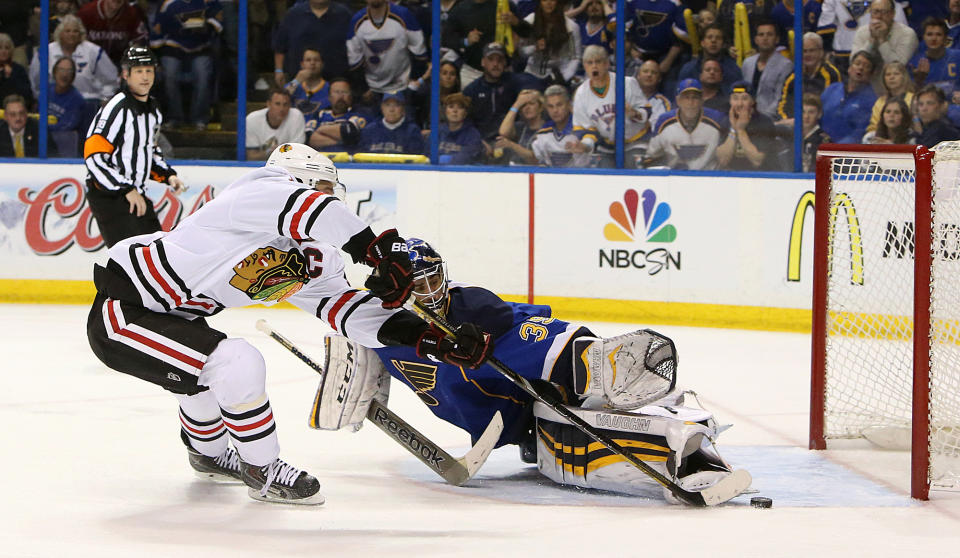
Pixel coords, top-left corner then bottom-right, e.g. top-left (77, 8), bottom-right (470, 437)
top-left (187, 445), bottom-right (243, 483)
top-left (241, 458), bottom-right (324, 505)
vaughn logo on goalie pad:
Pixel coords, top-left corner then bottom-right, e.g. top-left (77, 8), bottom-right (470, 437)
top-left (372, 407), bottom-right (445, 469)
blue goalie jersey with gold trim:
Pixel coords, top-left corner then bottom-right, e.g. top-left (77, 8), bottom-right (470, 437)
top-left (374, 286), bottom-right (590, 447)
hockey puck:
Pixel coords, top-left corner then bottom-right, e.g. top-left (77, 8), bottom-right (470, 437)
top-left (750, 497), bottom-right (773, 509)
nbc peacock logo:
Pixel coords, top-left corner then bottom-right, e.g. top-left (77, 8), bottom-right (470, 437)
top-left (599, 188), bottom-right (681, 274)
top-left (604, 189), bottom-right (677, 243)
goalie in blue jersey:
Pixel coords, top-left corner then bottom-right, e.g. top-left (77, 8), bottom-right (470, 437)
top-left (312, 238), bottom-right (748, 502)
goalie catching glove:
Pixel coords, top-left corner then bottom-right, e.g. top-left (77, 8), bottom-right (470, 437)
top-left (361, 229), bottom-right (413, 308)
top-left (416, 323), bottom-right (493, 369)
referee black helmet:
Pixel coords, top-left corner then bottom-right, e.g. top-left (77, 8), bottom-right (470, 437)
top-left (120, 46), bottom-right (158, 70)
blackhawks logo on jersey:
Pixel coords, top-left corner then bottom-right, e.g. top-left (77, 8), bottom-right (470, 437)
top-left (229, 246), bottom-right (309, 302)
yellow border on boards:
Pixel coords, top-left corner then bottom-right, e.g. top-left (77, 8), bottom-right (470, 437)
top-left (0, 279), bottom-right (812, 333)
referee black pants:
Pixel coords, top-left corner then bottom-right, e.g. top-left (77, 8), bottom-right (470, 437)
top-left (86, 185), bottom-right (162, 248)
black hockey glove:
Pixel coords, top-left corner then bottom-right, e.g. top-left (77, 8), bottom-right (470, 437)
top-left (415, 323), bottom-right (494, 369)
top-left (362, 228), bottom-right (413, 309)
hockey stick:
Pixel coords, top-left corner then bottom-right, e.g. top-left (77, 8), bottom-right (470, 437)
top-left (255, 319), bottom-right (503, 486)
top-left (406, 299), bottom-right (753, 506)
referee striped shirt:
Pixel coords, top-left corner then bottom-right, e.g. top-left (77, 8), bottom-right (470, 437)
top-left (84, 90), bottom-right (175, 193)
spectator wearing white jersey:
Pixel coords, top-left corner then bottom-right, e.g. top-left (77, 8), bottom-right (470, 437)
top-left (531, 84), bottom-right (590, 167)
top-left (644, 78), bottom-right (726, 170)
top-left (29, 15), bottom-right (118, 104)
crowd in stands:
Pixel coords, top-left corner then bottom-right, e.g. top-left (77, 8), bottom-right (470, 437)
top-left (5, 0), bottom-right (960, 172)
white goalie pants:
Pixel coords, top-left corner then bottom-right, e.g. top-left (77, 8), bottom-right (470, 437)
top-left (176, 338), bottom-right (280, 467)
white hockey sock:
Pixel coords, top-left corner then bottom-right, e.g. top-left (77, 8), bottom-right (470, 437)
top-left (175, 391), bottom-right (228, 457)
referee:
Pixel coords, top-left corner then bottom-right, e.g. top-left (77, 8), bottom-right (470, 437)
top-left (83, 45), bottom-right (186, 248)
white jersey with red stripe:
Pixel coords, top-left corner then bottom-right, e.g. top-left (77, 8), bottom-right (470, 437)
top-left (106, 165), bottom-right (398, 348)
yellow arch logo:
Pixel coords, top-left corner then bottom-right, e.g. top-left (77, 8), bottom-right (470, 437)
top-left (787, 191), bottom-right (864, 285)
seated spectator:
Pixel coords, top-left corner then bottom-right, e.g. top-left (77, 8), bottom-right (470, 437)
top-left (821, 50), bottom-right (879, 143)
top-left (531, 84), bottom-right (590, 167)
top-left (495, 89), bottom-right (544, 165)
top-left (635, 60), bottom-right (671, 130)
top-left (0, 4), bottom-right (32, 67)
top-left (851, 0), bottom-right (917, 92)
top-left (438, 93), bottom-right (484, 164)
top-left (285, 48), bottom-right (330, 123)
top-left (513, 0), bottom-right (582, 88)
top-left (77, 0), bottom-right (149, 67)
top-left (273, 0), bottom-right (351, 87)
top-left (801, 93), bottom-right (830, 173)
top-left (863, 97), bottom-right (914, 144)
top-left (0, 33), bottom-right (33, 109)
top-left (347, 0), bottom-right (428, 104)
top-left (866, 62), bottom-right (913, 133)
top-left (463, 43), bottom-right (523, 141)
top-left (152, 0), bottom-right (222, 130)
top-left (358, 91), bottom-right (424, 154)
top-left (816, 0), bottom-right (907, 75)
top-left (567, 0), bottom-right (612, 54)
top-left (572, 45), bottom-right (649, 167)
top-left (909, 18), bottom-right (960, 99)
top-left (49, 1), bottom-right (79, 38)
top-left (644, 79), bottom-right (726, 170)
top-left (716, 81), bottom-right (781, 171)
top-left (245, 88), bottom-right (306, 160)
top-left (777, 32), bottom-right (841, 124)
top-left (307, 78), bottom-right (370, 153)
top-left (0, 94), bottom-right (56, 158)
top-left (678, 24), bottom-right (743, 93)
top-left (407, 59), bottom-right (461, 128)
top-left (700, 58), bottom-right (729, 113)
top-left (742, 19), bottom-right (793, 119)
top-left (29, 15), bottom-right (119, 104)
top-left (48, 56), bottom-right (87, 156)
top-left (912, 85), bottom-right (960, 148)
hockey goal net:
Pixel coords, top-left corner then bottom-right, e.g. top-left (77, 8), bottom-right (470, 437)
top-left (810, 142), bottom-right (960, 500)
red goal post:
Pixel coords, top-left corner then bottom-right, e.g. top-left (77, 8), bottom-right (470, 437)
top-left (810, 143), bottom-right (960, 501)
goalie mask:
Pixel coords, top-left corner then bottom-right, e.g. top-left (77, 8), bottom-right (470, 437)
top-left (406, 238), bottom-right (448, 313)
top-left (266, 143), bottom-right (346, 200)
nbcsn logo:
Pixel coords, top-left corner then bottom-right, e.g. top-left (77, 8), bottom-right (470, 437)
top-left (599, 188), bottom-right (681, 274)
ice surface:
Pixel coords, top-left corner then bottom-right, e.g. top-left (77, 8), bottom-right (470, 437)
top-left (2, 304), bottom-right (959, 557)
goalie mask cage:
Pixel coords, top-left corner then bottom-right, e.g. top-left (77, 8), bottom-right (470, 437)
top-left (810, 142), bottom-right (960, 500)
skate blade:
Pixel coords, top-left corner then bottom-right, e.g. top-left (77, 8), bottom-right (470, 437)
top-left (193, 470), bottom-right (244, 484)
top-left (247, 487), bottom-right (326, 505)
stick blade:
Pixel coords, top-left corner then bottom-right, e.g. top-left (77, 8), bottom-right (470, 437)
top-left (255, 319), bottom-right (272, 334)
top-left (452, 411), bottom-right (504, 486)
top-left (700, 469), bottom-right (753, 506)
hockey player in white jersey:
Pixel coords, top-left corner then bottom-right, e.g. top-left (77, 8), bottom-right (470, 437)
top-left (85, 143), bottom-right (493, 505)
top-left (571, 45), bottom-right (649, 166)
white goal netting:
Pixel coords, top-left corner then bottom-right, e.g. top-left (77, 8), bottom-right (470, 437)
top-left (821, 142), bottom-right (960, 492)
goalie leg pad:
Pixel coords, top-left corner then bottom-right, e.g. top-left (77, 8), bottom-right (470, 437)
top-left (309, 333), bottom-right (390, 431)
top-left (532, 402), bottom-right (733, 501)
top-left (572, 329), bottom-right (678, 410)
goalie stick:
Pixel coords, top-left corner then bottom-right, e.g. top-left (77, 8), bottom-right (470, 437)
top-left (406, 299), bottom-right (753, 506)
top-left (255, 319), bottom-right (503, 486)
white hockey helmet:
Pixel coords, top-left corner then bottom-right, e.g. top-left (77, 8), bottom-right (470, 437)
top-left (266, 143), bottom-right (345, 200)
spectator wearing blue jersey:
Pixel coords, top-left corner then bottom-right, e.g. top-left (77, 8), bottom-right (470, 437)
top-left (820, 50), bottom-right (879, 144)
top-left (358, 91), bottom-right (425, 155)
top-left (566, 0), bottom-right (612, 54)
top-left (152, 0), bottom-right (223, 131)
top-left (438, 93), bottom-right (484, 164)
top-left (910, 18), bottom-right (960, 99)
top-left (284, 48), bottom-right (330, 123)
top-left (48, 57), bottom-right (86, 132)
top-left (912, 84), bottom-right (960, 147)
top-left (949, 0), bottom-right (960, 49)
top-left (273, 0), bottom-right (352, 88)
top-left (770, 0), bottom-right (823, 45)
top-left (609, 0), bottom-right (686, 74)
top-left (307, 78), bottom-right (371, 153)
top-left (678, 24), bottom-right (743, 93)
